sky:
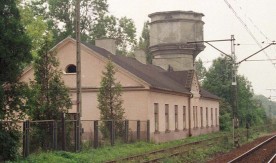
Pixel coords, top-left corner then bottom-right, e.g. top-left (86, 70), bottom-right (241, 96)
top-left (107, 0), bottom-right (276, 99)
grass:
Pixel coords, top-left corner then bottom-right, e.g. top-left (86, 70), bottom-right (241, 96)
top-left (10, 126), bottom-right (275, 163)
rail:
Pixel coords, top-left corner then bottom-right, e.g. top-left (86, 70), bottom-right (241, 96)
top-left (106, 135), bottom-right (227, 163)
top-left (227, 134), bottom-right (276, 163)
top-left (267, 153), bottom-right (276, 163)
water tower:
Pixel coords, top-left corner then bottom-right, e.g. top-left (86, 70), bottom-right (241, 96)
top-left (149, 11), bottom-right (205, 71)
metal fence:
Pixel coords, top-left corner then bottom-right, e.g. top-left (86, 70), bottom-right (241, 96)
top-left (81, 120), bottom-right (150, 149)
top-left (21, 117), bottom-right (150, 158)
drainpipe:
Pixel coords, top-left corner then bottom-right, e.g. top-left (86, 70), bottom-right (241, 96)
top-left (188, 94), bottom-right (193, 137)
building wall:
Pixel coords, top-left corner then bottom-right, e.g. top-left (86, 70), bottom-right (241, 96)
top-left (147, 91), bottom-right (190, 142)
top-left (19, 38), bottom-right (220, 143)
top-left (57, 41), bottom-right (144, 89)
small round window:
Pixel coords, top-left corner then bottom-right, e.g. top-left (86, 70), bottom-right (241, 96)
top-left (66, 64), bottom-right (76, 73)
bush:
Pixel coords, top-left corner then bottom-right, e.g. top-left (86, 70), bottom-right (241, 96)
top-left (219, 113), bottom-right (232, 131)
top-left (0, 129), bottom-right (20, 161)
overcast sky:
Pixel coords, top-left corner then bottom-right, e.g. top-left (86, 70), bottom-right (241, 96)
top-left (108, 0), bottom-right (276, 98)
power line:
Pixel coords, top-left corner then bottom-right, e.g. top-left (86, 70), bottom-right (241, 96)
top-left (224, 0), bottom-right (276, 69)
top-left (232, 0), bottom-right (271, 42)
top-left (232, 0), bottom-right (276, 58)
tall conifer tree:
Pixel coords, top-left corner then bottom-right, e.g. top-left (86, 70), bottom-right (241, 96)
top-left (27, 34), bottom-right (71, 120)
top-left (97, 59), bottom-right (124, 137)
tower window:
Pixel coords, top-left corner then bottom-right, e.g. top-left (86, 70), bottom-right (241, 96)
top-left (66, 64), bottom-right (76, 73)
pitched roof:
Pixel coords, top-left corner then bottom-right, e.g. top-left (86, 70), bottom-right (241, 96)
top-left (162, 70), bottom-right (220, 100)
top-left (82, 42), bottom-right (191, 95)
top-left (82, 40), bottom-right (219, 100)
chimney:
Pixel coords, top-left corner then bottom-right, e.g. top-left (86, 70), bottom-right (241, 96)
top-left (134, 49), bottom-right (147, 64)
top-left (95, 38), bottom-right (116, 55)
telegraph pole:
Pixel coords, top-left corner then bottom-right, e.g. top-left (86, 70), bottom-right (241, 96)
top-left (76, 0), bottom-right (81, 151)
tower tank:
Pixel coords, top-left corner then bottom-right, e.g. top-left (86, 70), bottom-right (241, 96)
top-left (149, 11), bottom-right (205, 71)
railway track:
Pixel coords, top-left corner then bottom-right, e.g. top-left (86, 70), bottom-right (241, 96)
top-left (267, 153), bottom-right (276, 163)
top-left (228, 134), bottom-right (276, 163)
top-left (106, 135), bottom-right (227, 163)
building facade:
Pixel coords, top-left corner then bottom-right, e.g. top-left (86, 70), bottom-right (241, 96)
top-left (20, 10), bottom-right (220, 143)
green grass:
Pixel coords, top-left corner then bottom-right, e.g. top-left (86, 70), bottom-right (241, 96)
top-left (10, 126), bottom-right (275, 163)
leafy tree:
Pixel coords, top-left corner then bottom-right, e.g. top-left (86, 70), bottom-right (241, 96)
top-left (138, 21), bottom-right (151, 63)
top-left (27, 0), bottom-right (137, 55)
top-left (202, 56), bottom-right (267, 130)
top-left (18, 5), bottom-right (48, 57)
top-left (195, 58), bottom-right (207, 84)
top-left (0, 0), bottom-right (32, 160)
top-left (26, 34), bottom-right (72, 120)
top-left (97, 59), bottom-right (124, 137)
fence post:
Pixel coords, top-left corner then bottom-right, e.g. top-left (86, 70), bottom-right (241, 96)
top-left (110, 120), bottom-right (115, 146)
top-left (147, 120), bottom-right (150, 142)
top-left (124, 120), bottom-right (129, 143)
top-left (74, 114), bottom-right (81, 152)
top-left (23, 120), bottom-right (30, 158)
top-left (137, 120), bottom-right (140, 141)
top-left (23, 121), bottom-right (26, 157)
top-left (94, 120), bottom-right (99, 148)
top-left (61, 113), bottom-right (66, 151)
top-left (53, 121), bottom-right (57, 150)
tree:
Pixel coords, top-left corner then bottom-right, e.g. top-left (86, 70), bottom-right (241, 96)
top-left (97, 59), bottom-right (124, 137)
top-left (18, 5), bottom-right (48, 57)
top-left (24, 34), bottom-right (72, 151)
top-left (138, 21), bottom-right (151, 63)
top-left (195, 58), bottom-right (207, 84)
top-left (26, 34), bottom-right (72, 120)
top-left (0, 0), bottom-right (32, 160)
top-left (27, 0), bottom-right (137, 55)
top-left (202, 56), bottom-right (267, 130)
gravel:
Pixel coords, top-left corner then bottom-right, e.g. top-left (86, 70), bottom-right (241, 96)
top-left (207, 133), bottom-right (276, 163)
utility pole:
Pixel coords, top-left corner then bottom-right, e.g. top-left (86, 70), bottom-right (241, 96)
top-left (188, 36), bottom-right (276, 148)
top-left (267, 89), bottom-right (276, 123)
top-left (76, 0), bottom-right (81, 152)
top-left (231, 35), bottom-right (240, 147)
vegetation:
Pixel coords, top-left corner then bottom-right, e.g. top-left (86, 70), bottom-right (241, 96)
top-left (18, 4), bottom-right (48, 58)
top-left (0, 0), bottom-right (32, 161)
top-left (195, 58), bottom-right (207, 83)
top-left (23, 34), bottom-right (72, 152)
top-left (22, 0), bottom-right (137, 55)
top-left (200, 57), bottom-right (268, 131)
top-left (9, 125), bottom-right (275, 163)
top-left (254, 94), bottom-right (276, 118)
top-left (26, 34), bottom-right (72, 120)
top-left (97, 59), bottom-right (125, 137)
top-left (138, 21), bottom-right (151, 63)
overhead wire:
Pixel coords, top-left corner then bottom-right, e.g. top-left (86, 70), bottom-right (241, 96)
top-left (224, 0), bottom-right (276, 69)
top-left (232, 0), bottom-right (276, 58)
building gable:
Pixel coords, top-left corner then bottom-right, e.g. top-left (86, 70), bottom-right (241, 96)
top-left (20, 38), bottom-right (148, 90)
top-left (190, 72), bottom-right (200, 97)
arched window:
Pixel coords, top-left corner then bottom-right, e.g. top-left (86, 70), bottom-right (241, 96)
top-left (66, 64), bottom-right (76, 73)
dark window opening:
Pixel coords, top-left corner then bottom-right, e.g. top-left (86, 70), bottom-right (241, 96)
top-left (66, 64), bottom-right (76, 73)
